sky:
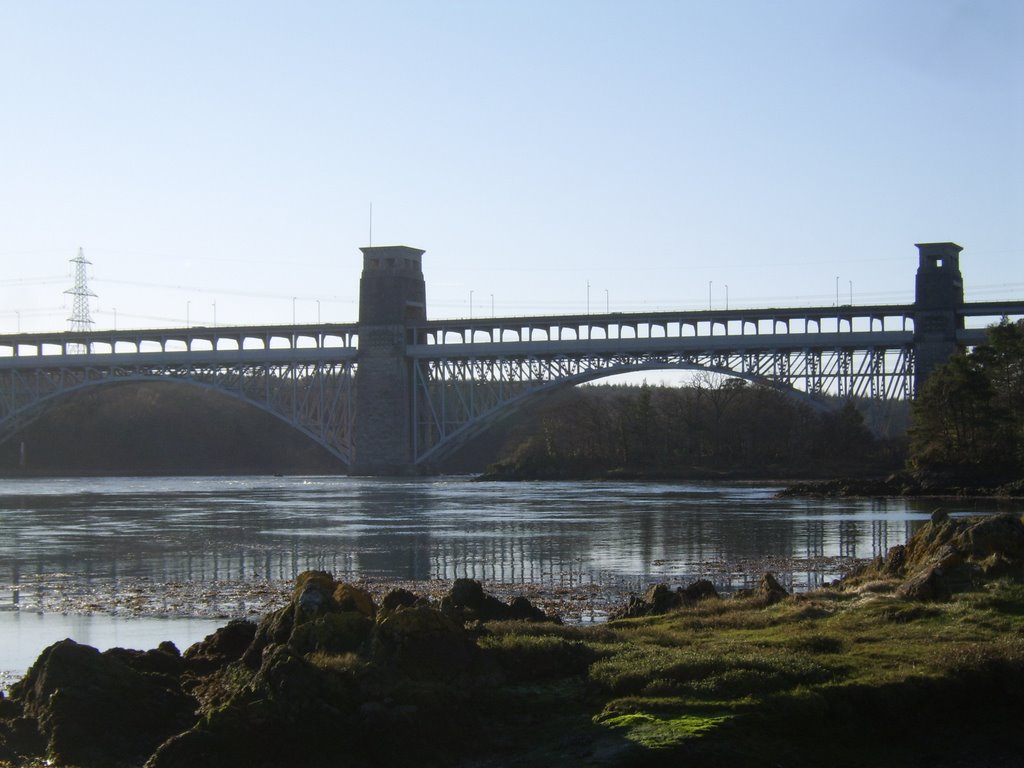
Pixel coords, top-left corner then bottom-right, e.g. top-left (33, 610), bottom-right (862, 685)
top-left (1, 0), bottom-right (1021, 333)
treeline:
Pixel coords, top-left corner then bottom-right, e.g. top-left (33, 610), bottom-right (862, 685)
top-left (486, 373), bottom-right (905, 480)
top-left (1, 382), bottom-right (342, 476)
top-left (910, 318), bottom-right (1024, 479)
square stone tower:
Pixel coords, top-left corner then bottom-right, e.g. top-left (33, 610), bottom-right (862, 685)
top-left (352, 246), bottom-right (426, 475)
top-left (913, 242), bottom-right (964, 394)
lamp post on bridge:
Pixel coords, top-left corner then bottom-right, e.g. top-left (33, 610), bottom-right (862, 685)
top-left (469, 290), bottom-right (473, 320)
top-left (725, 284), bottom-right (729, 311)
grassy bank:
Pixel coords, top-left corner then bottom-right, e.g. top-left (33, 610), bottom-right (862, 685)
top-left (471, 582), bottom-right (1024, 766)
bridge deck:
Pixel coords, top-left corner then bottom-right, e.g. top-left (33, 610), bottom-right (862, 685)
top-left (0, 300), bottom-right (1020, 369)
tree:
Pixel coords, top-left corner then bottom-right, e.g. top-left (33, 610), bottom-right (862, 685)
top-left (909, 318), bottom-right (1024, 473)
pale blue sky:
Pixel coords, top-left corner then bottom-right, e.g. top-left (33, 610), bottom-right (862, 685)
top-left (2, 0), bottom-right (1021, 332)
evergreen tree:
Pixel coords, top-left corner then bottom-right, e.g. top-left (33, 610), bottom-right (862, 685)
top-left (909, 318), bottom-right (1024, 473)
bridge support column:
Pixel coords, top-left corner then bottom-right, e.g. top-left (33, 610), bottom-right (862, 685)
top-left (913, 242), bottom-right (964, 395)
top-left (352, 246), bottom-right (426, 475)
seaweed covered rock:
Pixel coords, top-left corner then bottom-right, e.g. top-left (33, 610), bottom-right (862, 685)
top-left (104, 641), bottom-right (185, 679)
top-left (148, 644), bottom-right (359, 768)
top-left (241, 570), bottom-right (373, 666)
top-left (846, 513), bottom-right (1024, 600)
top-left (333, 582), bottom-right (376, 619)
top-left (614, 579), bottom-right (722, 618)
top-left (440, 578), bottom-right (552, 623)
top-left (184, 619), bottom-right (257, 673)
top-left (9, 639), bottom-right (196, 768)
top-left (1, 574), bottom-right (575, 768)
top-left (373, 605), bottom-right (477, 681)
top-left (757, 572), bottom-right (790, 605)
top-left (379, 587), bottom-right (420, 618)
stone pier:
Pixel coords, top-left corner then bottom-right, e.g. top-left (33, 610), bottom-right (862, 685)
top-left (351, 245), bottom-right (426, 475)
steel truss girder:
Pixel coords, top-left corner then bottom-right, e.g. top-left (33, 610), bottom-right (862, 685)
top-left (0, 360), bottom-right (356, 464)
top-left (412, 345), bottom-right (914, 464)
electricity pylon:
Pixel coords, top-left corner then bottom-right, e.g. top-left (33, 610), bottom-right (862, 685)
top-left (65, 247), bottom-right (96, 333)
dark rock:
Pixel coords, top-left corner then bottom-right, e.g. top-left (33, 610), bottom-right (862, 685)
top-left (957, 514), bottom-right (1024, 562)
top-left (333, 582), bottom-right (376, 618)
top-left (288, 611), bottom-right (373, 656)
top-left (184, 619), bottom-right (257, 673)
top-left (379, 587), bottom-right (419, 618)
top-left (507, 595), bottom-right (549, 621)
top-left (241, 604), bottom-right (293, 669)
top-left (682, 579), bottom-right (720, 602)
top-left (643, 583), bottom-right (682, 613)
top-left (441, 578), bottom-right (547, 623)
top-left (757, 572), bottom-right (790, 605)
top-left (0, 691), bottom-right (21, 720)
top-left (881, 544), bottom-right (907, 577)
top-left (0, 713), bottom-right (44, 763)
top-left (615, 579), bottom-right (720, 618)
top-left (450, 578), bottom-right (486, 608)
top-left (144, 727), bottom-right (241, 768)
top-left (243, 574), bottom-right (383, 666)
top-left (845, 513), bottom-right (1024, 599)
top-left (103, 643), bottom-right (185, 679)
top-left (294, 573), bottom-right (340, 620)
top-left (896, 562), bottom-right (953, 601)
top-left (373, 605), bottom-right (476, 681)
top-left (148, 644), bottom-right (356, 768)
top-left (9, 638), bottom-right (197, 768)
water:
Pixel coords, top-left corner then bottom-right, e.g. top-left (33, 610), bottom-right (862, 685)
top-left (0, 475), bottom-right (1017, 686)
top-left (0, 613), bottom-right (225, 691)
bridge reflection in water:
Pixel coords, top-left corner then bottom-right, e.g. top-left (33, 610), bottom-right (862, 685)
top-left (1, 476), bottom-right (1004, 617)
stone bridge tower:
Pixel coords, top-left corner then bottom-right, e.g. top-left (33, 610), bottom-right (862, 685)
top-left (352, 245), bottom-right (426, 475)
top-left (913, 242), bottom-right (964, 394)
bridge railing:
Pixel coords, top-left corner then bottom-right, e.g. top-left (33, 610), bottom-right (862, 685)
top-left (412, 304), bottom-right (918, 347)
top-left (410, 300), bottom-right (1024, 348)
top-left (0, 323), bottom-right (360, 363)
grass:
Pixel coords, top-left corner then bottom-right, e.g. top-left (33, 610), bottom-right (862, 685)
top-left (469, 579), bottom-right (1024, 766)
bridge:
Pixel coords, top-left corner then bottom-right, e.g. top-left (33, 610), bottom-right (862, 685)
top-left (1, 241), bottom-right (1022, 475)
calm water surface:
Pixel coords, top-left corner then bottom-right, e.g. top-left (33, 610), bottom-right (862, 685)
top-left (1, 475), bottom-right (1017, 682)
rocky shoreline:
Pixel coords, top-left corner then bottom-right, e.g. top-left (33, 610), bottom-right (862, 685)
top-left (777, 469), bottom-right (1024, 498)
top-left (0, 553), bottom-right (865, 624)
top-left (3, 512), bottom-right (1024, 767)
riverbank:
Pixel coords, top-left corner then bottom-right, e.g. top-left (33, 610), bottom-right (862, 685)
top-left (777, 469), bottom-right (1024, 498)
top-left (3, 513), bottom-right (1024, 768)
